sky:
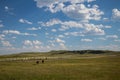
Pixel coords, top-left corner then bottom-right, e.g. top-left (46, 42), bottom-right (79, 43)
top-left (0, 0), bottom-right (120, 54)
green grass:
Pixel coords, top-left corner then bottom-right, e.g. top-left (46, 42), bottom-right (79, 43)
top-left (0, 53), bottom-right (120, 80)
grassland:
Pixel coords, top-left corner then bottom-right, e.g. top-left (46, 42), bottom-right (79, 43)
top-left (0, 50), bottom-right (120, 80)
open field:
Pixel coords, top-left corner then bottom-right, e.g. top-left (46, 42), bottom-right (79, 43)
top-left (0, 51), bottom-right (120, 80)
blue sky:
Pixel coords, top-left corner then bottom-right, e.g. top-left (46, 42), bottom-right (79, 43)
top-left (0, 0), bottom-right (120, 54)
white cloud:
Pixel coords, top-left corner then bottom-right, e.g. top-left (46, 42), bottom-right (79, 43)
top-left (62, 4), bottom-right (104, 20)
top-left (114, 39), bottom-right (120, 42)
top-left (54, 37), bottom-right (67, 49)
top-left (41, 19), bottom-right (83, 30)
top-left (48, 2), bottom-right (65, 13)
top-left (19, 19), bottom-right (32, 24)
top-left (40, 19), bottom-right (107, 35)
top-left (58, 35), bottom-right (64, 38)
top-left (0, 20), bottom-right (4, 28)
top-left (112, 8), bottom-right (120, 20)
top-left (83, 23), bottom-right (105, 35)
top-left (33, 40), bottom-right (42, 45)
top-left (51, 43), bottom-right (55, 47)
top-left (40, 18), bottom-right (61, 27)
top-left (104, 26), bottom-right (112, 28)
top-left (34, 0), bottom-right (96, 8)
top-left (97, 37), bottom-right (106, 40)
top-left (45, 32), bottom-right (49, 35)
top-left (87, 0), bottom-right (96, 2)
top-left (22, 33), bottom-right (37, 36)
top-left (4, 6), bottom-right (14, 15)
top-left (61, 21), bottom-right (83, 28)
top-left (64, 32), bottom-right (85, 36)
top-left (96, 24), bottom-right (112, 29)
top-left (12, 37), bottom-right (16, 39)
top-left (106, 35), bottom-right (118, 39)
top-left (23, 40), bottom-right (42, 50)
top-left (81, 38), bottom-right (92, 42)
top-left (59, 43), bottom-right (66, 49)
top-left (34, 0), bottom-right (55, 8)
top-left (0, 34), bottom-right (5, 40)
top-left (22, 42), bottom-right (67, 53)
top-left (23, 40), bottom-right (42, 46)
top-left (69, 0), bottom-right (96, 3)
top-left (55, 38), bottom-right (67, 49)
top-left (3, 30), bottom-right (20, 34)
top-left (51, 29), bottom-right (57, 32)
top-left (1, 41), bottom-right (12, 47)
top-left (103, 18), bottom-right (109, 21)
top-left (27, 27), bottom-right (41, 30)
top-left (23, 40), bottom-right (33, 46)
top-left (5, 6), bottom-right (9, 10)
top-left (59, 26), bottom-right (69, 31)
top-left (56, 38), bottom-right (65, 43)
top-left (2, 30), bottom-right (37, 36)
top-left (34, 0), bottom-right (103, 21)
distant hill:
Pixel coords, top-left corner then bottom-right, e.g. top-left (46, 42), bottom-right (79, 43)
top-left (49, 50), bottom-right (119, 55)
top-left (0, 50), bottom-right (119, 58)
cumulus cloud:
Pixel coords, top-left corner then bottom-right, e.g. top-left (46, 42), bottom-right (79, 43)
top-left (114, 39), bottom-right (120, 42)
top-left (54, 38), bottom-right (67, 49)
top-left (41, 19), bottom-right (83, 28)
top-left (51, 29), bottom-right (57, 32)
top-left (106, 35), bottom-right (118, 39)
top-left (3, 30), bottom-right (20, 34)
top-left (0, 20), bottom-right (4, 28)
top-left (40, 19), bottom-right (106, 35)
top-left (58, 35), bottom-right (64, 38)
top-left (40, 18), bottom-right (61, 27)
top-left (4, 6), bottom-right (13, 13)
top-left (97, 37), bottom-right (106, 40)
top-left (1, 41), bottom-right (12, 47)
top-left (62, 4), bottom-right (104, 20)
top-left (23, 40), bottom-right (33, 46)
top-left (34, 0), bottom-right (103, 21)
top-left (81, 38), bottom-right (92, 42)
top-left (64, 32), bottom-right (85, 36)
top-left (27, 27), bottom-right (41, 30)
top-left (22, 33), bottom-right (37, 36)
top-left (56, 38), bottom-right (65, 43)
top-left (12, 37), bottom-right (16, 39)
top-left (2, 30), bottom-right (37, 36)
top-left (23, 40), bottom-right (42, 46)
top-left (83, 23), bottom-right (105, 35)
top-left (19, 18), bottom-right (32, 24)
top-left (34, 0), bottom-right (96, 8)
top-left (33, 40), bottom-right (42, 45)
top-left (5, 6), bottom-right (9, 10)
top-left (0, 34), bottom-right (5, 40)
top-left (23, 40), bottom-right (42, 50)
top-left (96, 24), bottom-right (111, 29)
top-left (4, 6), bottom-right (14, 15)
top-left (112, 8), bottom-right (120, 20)
top-left (103, 18), bottom-right (109, 22)
top-left (59, 43), bottom-right (66, 49)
